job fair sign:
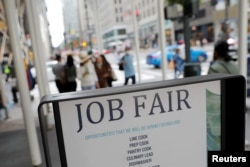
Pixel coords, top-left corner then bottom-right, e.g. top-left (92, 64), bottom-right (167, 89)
top-left (45, 79), bottom-right (222, 167)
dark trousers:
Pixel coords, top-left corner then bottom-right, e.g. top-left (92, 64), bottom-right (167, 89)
top-left (11, 86), bottom-right (34, 103)
top-left (65, 81), bottom-right (77, 92)
top-left (124, 75), bottom-right (136, 85)
top-left (11, 86), bottom-right (18, 103)
top-left (55, 79), bottom-right (64, 93)
top-left (107, 77), bottom-right (113, 87)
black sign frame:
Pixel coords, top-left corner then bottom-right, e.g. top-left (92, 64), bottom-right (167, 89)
top-left (38, 74), bottom-right (246, 167)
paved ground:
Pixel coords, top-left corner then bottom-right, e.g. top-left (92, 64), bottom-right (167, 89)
top-left (0, 47), bottom-right (249, 166)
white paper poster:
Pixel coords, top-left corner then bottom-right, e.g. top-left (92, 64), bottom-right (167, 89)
top-left (58, 81), bottom-right (220, 166)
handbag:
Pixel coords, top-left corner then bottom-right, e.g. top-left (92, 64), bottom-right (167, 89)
top-left (168, 59), bottom-right (175, 69)
top-left (118, 63), bottom-right (123, 71)
top-left (60, 73), bottom-right (67, 85)
top-left (60, 66), bottom-right (68, 85)
top-left (118, 56), bottom-right (125, 71)
top-left (111, 69), bottom-right (117, 81)
top-left (27, 68), bottom-right (36, 90)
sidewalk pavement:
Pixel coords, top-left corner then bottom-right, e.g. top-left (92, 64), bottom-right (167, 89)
top-left (0, 79), bottom-right (250, 167)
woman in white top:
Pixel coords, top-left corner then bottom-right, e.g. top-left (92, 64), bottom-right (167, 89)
top-left (77, 54), bottom-right (99, 90)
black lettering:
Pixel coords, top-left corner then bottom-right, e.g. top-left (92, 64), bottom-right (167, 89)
top-left (107, 99), bottom-right (124, 121)
top-left (75, 104), bottom-right (83, 133)
top-left (149, 93), bottom-right (166, 115)
top-left (176, 90), bottom-right (191, 110)
top-left (133, 95), bottom-right (146, 117)
top-left (86, 102), bottom-right (104, 124)
top-left (167, 91), bottom-right (174, 112)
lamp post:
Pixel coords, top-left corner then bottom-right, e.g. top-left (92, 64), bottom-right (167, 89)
top-left (131, 0), bottom-right (141, 83)
top-left (77, 0), bottom-right (84, 46)
top-left (183, 0), bottom-right (201, 77)
top-left (94, 0), bottom-right (103, 52)
top-left (157, 0), bottom-right (167, 80)
top-left (238, 0), bottom-right (248, 79)
top-left (225, 0), bottom-right (229, 21)
top-left (84, 0), bottom-right (92, 50)
top-left (223, 0), bottom-right (230, 40)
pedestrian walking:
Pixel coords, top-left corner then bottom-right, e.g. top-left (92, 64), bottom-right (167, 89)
top-left (119, 47), bottom-right (136, 85)
top-left (207, 40), bottom-right (245, 147)
top-left (52, 54), bottom-right (65, 93)
top-left (2, 52), bottom-right (12, 82)
top-left (207, 40), bottom-right (239, 75)
top-left (3, 64), bottom-right (11, 82)
top-left (77, 54), bottom-right (99, 90)
top-left (100, 54), bottom-right (116, 87)
top-left (94, 54), bottom-right (112, 88)
top-left (63, 55), bottom-right (77, 92)
top-left (11, 58), bottom-right (35, 103)
top-left (173, 48), bottom-right (185, 78)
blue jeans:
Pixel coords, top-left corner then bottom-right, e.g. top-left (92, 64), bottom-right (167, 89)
top-left (124, 75), bottom-right (136, 85)
top-left (81, 85), bottom-right (96, 90)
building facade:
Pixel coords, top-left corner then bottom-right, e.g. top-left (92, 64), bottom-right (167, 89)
top-left (63, 0), bottom-right (250, 50)
top-left (62, 0), bottom-right (78, 36)
top-left (131, 0), bottom-right (159, 48)
top-left (79, 0), bottom-right (95, 49)
top-left (61, 0), bottom-right (81, 49)
top-left (166, 0), bottom-right (214, 45)
top-left (97, 0), bottom-right (127, 48)
top-left (212, 0), bottom-right (249, 42)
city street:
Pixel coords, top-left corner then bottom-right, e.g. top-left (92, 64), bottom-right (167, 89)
top-left (47, 44), bottom-right (214, 94)
top-left (106, 44), bottom-right (214, 86)
top-left (1, 0), bottom-right (250, 166)
top-left (35, 44), bottom-right (250, 152)
top-left (0, 45), bottom-right (249, 167)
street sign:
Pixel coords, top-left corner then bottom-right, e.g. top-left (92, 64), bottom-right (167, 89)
top-left (38, 74), bottom-right (246, 167)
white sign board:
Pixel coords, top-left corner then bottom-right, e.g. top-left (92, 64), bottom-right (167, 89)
top-left (57, 81), bottom-right (220, 167)
top-left (38, 74), bottom-right (246, 167)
